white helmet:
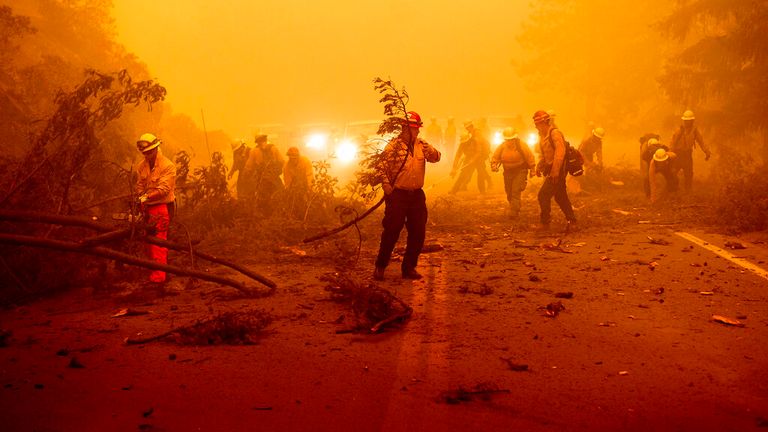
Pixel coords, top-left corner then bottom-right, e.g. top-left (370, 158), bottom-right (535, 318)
top-left (653, 148), bottom-right (669, 162)
top-left (502, 127), bottom-right (518, 140)
top-left (681, 110), bottom-right (695, 120)
top-left (592, 127), bottom-right (605, 139)
top-left (136, 133), bottom-right (160, 153)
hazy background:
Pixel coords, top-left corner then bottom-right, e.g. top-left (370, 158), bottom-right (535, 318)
top-left (112, 0), bottom-right (532, 138)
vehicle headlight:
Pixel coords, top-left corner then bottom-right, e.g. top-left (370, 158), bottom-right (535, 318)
top-left (335, 140), bottom-right (358, 163)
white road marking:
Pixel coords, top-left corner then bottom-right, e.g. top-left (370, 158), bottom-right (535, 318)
top-left (675, 231), bottom-right (768, 281)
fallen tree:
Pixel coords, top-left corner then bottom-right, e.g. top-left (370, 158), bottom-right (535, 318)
top-left (0, 233), bottom-right (273, 297)
top-left (0, 209), bottom-right (277, 291)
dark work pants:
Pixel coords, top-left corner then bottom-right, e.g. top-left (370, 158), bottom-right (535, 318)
top-left (375, 188), bottom-right (428, 273)
top-left (676, 151), bottom-right (694, 192)
top-left (503, 167), bottom-right (528, 215)
top-left (538, 176), bottom-right (576, 225)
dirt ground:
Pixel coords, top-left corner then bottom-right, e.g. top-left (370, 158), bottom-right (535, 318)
top-left (2, 179), bottom-right (768, 432)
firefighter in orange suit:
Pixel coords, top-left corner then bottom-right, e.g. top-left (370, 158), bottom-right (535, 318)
top-left (136, 133), bottom-right (176, 283)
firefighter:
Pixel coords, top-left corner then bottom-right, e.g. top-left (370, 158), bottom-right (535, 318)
top-left (533, 110), bottom-right (577, 231)
top-left (135, 133), bottom-right (176, 283)
top-left (491, 127), bottom-right (535, 219)
top-left (640, 137), bottom-right (668, 198)
top-left (579, 127), bottom-right (604, 172)
top-left (425, 117), bottom-right (443, 150)
top-left (374, 111), bottom-right (441, 281)
top-left (227, 138), bottom-right (253, 200)
top-left (283, 146), bottom-right (314, 218)
top-left (443, 117), bottom-right (457, 160)
top-left (649, 148), bottom-right (679, 205)
top-left (670, 110), bottom-right (711, 193)
top-left (243, 134), bottom-right (284, 214)
top-left (577, 127), bottom-right (605, 190)
top-left (449, 121), bottom-right (490, 194)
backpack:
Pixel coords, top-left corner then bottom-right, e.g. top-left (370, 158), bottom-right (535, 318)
top-left (565, 144), bottom-right (585, 176)
top-left (549, 129), bottom-right (584, 176)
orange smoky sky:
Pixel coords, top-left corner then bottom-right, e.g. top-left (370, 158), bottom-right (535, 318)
top-left (112, 0), bottom-right (531, 137)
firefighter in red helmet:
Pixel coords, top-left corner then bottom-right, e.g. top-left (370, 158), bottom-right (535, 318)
top-left (374, 111), bottom-right (441, 281)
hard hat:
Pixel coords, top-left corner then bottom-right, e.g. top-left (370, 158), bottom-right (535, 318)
top-left (286, 146), bottom-right (300, 157)
top-left (681, 110), bottom-right (695, 120)
top-left (231, 139), bottom-right (245, 151)
top-left (463, 120), bottom-right (474, 130)
top-left (593, 127), bottom-right (606, 139)
top-left (653, 148), bottom-right (669, 162)
top-left (136, 133), bottom-right (160, 153)
top-left (532, 110), bottom-right (550, 124)
top-left (647, 138), bottom-right (660, 146)
top-left (406, 111), bottom-right (423, 128)
top-left (502, 127), bottom-right (518, 140)
top-left (254, 134), bottom-right (268, 144)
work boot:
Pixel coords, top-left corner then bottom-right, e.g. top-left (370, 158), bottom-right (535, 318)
top-left (402, 269), bottom-right (423, 280)
top-left (373, 267), bottom-right (385, 281)
top-left (565, 220), bottom-right (578, 234)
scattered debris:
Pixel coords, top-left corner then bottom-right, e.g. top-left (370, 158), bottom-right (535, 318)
top-left (125, 310), bottom-right (272, 345)
top-left (599, 321), bottom-right (617, 327)
top-left (647, 236), bottom-right (670, 246)
top-left (653, 287), bottom-right (665, 295)
top-left (0, 329), bottom-right (11, 347)
top-left (252, 406), bottom-right (273, 411)
top-left (528, 274), bottom-right (541, 282)
top-left (555, 292), bottom-right (574, 299)
top-left (700, 291), bottom-right (714, 296)
top-left (143, 407), bottom-right (154, 418)
top-left (459, 282), bottom-right (493, 296)
top-left (112, 308), bottom-right (150, 318)
top-left (609, 180), bottom-right (625, 186)
top-left (638, 220), bottom-right (651, 224)
top-left (612, 209), bottom-right (632, 216)
top-left (500, 357), bottom-right (529, 372)
top-left (280, 246), bottom-right (307, 256)
top-left (437, 383), bottom-right (511, 404)
top-left (541, 238), bottom-right (574, 254)
top-left (68, 357), bottom-right (85, 369)
top-left (711, 315), bottom-right (745, 328)
top-left (322, 273), bottom-right (412, 333)
top-left (724, 241), bottom-right (746, 250)
top-left (544, 301), bottom-right (565, 318)
top-left (618, 371), bottom-right (629, 376)
top-left (648, 262), bottom-right (659, 270)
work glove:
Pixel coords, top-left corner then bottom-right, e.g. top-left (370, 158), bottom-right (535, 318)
top-left (138, 194), bottom-right (149, 204)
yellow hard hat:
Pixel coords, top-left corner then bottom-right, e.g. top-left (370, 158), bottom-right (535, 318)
top-left (593, 127), bottom-right (605, 139)
top-left (502, 127), bottom-right (518, 140)
top-left (136, 133), bottom-right (160, 153)
top-left (653, 148), bottom-right (669, 162)
top-left (647, 138), bottom-right (660, 146)
top-left (681, 110), bottom-right (695, 120)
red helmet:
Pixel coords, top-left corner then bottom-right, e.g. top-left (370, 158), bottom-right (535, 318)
top-left (532, 110), bottom-right (550, 124)
top-left (406, 111), bottom-right (423, 128)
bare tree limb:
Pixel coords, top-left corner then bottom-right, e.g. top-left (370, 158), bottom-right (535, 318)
top-left (302, 197), bottom-right (384, 243)
top-left (0, 233), bottom-right (274, 297)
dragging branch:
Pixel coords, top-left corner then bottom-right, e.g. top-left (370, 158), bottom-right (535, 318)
top-left (302, 197), bottom-right (384, 243)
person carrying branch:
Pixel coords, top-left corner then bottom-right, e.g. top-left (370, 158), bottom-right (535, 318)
top-left (374, 111), bottom-right (441, 281)
top-left (135, 133), bottom-right (176, 283)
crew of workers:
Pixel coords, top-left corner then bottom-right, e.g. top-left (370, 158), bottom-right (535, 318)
top-left (132, 108), bottom-right (708, 283)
